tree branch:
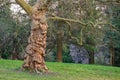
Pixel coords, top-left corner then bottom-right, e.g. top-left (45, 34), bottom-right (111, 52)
top-left (65, 21), bottom-right (82, 46)
top-left (48, 16), bottom-right (86, 26)
top-left (94, 22), bottom-right (120, 32)
top-left (15, 0), bottom-right (32, 15)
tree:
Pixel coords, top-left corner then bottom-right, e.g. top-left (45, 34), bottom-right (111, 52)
top-left (55, 0), bottom-right (103, 64)
top-left (15, 0), bottom-right (51, 73)
top-left (110, 2), bottom-right (120, 66)
top-left (47, 0), bottom-right (106, 64)
top-left (103, 1), bottom-right (120, 66)
top-left (0, 0), bottom-right (18, 59)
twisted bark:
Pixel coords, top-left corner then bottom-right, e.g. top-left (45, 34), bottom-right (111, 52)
top-left (22, 3), bottom-right (48, 73)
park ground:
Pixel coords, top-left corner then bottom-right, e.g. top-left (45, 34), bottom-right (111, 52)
top-left (0, 60), bottom-right (120, 80)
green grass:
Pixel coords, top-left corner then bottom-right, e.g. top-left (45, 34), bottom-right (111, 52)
top-left (0, 60), bottom-right (120, 80)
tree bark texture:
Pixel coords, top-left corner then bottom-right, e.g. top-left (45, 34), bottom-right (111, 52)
top-left (110, 46), bottom-right (115, 66)
top-left (22, 3), bottom-right (48, 73)
top-left (109, 37), bottom-right (115, 66)
top-left (89, 51), bottom-right (94, 64)
top-left (56, 31), bottom-right (63, 62)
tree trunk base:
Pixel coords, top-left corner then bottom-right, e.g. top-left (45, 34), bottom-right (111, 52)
top-left (22, 53), bottom-right (48, 73)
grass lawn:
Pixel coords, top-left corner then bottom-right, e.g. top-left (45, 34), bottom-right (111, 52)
top-left (0, 59), bottom-right (120, 80)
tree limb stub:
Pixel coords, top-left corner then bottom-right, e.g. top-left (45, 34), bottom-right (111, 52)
top-left (15, 0), bottom-right (32, 15)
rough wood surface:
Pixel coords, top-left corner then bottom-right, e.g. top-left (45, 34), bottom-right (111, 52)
top-left (22, 3), bottom-right (48, 73)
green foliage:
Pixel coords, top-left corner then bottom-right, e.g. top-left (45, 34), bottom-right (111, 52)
top-left (45, 52), bottom-right (55, 62)
top-left (0, 1), bottom-right (31, 59)
top-left (50, 44), bottom-right (73, 63)
top-left (103, 2), bottom-right (120, 66)
top-left (47, 0), bottom-right (104, 64)
top-left (0, 1), bottom-right (15, 59)
top-left (62, 44), bottom-right (73, 63)
top-left (0, 60), bottom-right (120, 80)
top-left (0, 17), bottom-right (30, 59)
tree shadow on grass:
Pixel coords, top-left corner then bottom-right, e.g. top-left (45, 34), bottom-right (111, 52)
top-left (15, 67), bottom-right (60, 77)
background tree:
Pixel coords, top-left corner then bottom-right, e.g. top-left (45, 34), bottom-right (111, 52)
top-left (103, 1), bottom-right (120, 66)
top-left (46, 0), bottom-right (107, 64)
top-left (0, 0), bottom-right (30, 60)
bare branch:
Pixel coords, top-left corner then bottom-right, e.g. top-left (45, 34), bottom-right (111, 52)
top-left (48, 16), bottom-right (86, 26)
top-left (65, 21), bottom-right (82, 46)
top-left (15, 0), bottom-right (32, 15)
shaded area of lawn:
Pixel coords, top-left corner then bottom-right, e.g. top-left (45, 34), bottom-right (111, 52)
top-left (0, 60), bottom-right (120, 80)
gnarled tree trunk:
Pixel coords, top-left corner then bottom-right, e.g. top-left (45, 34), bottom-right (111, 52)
top-left (15, 0), bottom-right (49, 73)
top-left (23, 4), bottom-right (48, 73)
